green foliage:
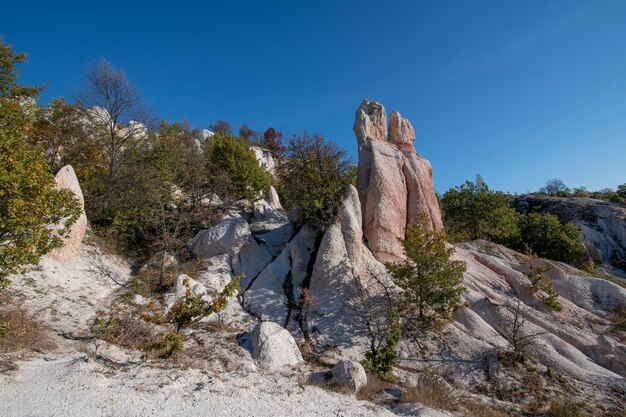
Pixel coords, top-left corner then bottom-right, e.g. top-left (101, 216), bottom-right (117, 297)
top-left (0, 39), bottom-right (81, 287)
top-left (571, 187), bottom-right (589, 198)
top-left (617, 184), bottom-right (626, 199)
top-left (539, 178), bottom-right (570, 196)
top-left (141, 332), bottom-right (183, 359)
top-left (387, 216), bottom-right (467, 333)
top-left (167, 275), bottom-right (241, 331)
top-left (362, 310), bottom-right (400, 380)
top-left (277, 132), bottom-right (353, 230)
top-left (441, 181), bottom-right (520, 245)
top-left (525, 265), bottom-right (563, 311)
top-left (204, 133), bottom-right (270, 202)
top-left (518, 213), bottom-right (589, 269)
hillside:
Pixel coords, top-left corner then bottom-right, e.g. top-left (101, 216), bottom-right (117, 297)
top-left (1, 100), bottom-right (624, 417)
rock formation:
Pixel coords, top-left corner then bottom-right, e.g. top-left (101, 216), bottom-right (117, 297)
top-left (47, 165), bottom-right (88, 262)
top-left (354, 99), bottom-right (443, 263)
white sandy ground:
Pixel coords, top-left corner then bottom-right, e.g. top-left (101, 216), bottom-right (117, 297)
top-left (0, 356), bottom-right (399, 417)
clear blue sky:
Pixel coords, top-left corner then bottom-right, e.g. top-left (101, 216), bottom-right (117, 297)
top-left (4, 1), bottom-right (626, 193)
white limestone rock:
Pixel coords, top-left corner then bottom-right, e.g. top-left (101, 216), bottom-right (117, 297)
top-left (330, 360), bottom-right (367, 393)
top-left (250, 321), bottom-right (303, 371)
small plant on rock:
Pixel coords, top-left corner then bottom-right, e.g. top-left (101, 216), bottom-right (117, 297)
top-left (167, 275), bottom-right (241, 331)
top-left (525, 264), bottom-right (563, 311)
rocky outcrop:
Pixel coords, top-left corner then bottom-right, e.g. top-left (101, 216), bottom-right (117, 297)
top-left (47, 165), bottom-right (88, 262)
top-left (330, 360), bottom-right (367, 393)
top-left (354, 99), bottom-right (443, 263)
top-left (252, 146), bottom-right (276, 176)
top-left (250, 321), bottom-right (304, 371)
top-left (513, 195), bottom-right (626, 278)
top-left (189, 218), bottom-right (273, 286)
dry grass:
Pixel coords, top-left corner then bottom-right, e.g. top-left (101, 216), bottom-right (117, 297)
top-left (401, 369), bottom-right (459, 412)
top-left (0, 297), bottom-right (55, 355)
top-left (356, 372), bottom-right (394, 401)
top-left (91, 309), bottom-right (160, 350)
top-left (546, 398), bottom-right (589, 417)
top-left (460, 400), bottom-right (510, 417)
top-left (126, 258), bottom-right (207, 297)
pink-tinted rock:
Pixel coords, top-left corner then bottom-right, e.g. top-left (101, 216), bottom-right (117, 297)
top-left (388, 111), bottom-right (415, 147)
top-left (48, 165), bottom-right (88, 262)
top-left (354, 99), bottom-right (443, 263)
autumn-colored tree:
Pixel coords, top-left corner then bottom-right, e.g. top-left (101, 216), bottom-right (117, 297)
top-left (261, 127), bottom-right (285, 158)
top-left (0, 38), bottom-right (81, 287)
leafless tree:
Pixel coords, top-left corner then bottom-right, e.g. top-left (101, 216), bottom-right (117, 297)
top-left (496, 299), bottom-right (546, 364)
top-left (77, 59), bottom-right (155, 213)
top-left (346, 267), bottom-right (399, 361)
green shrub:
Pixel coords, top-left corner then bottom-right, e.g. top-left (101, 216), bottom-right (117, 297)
top-left (204, 133), bottom-right (270, 202)
top-left (277, 132), bottom-right (352, 230)
top-left (362, 310), bottom-right (400, 381)
top-left (518, 213), bottom-right (589, 269)
top-left (387, 216), bottom-right (467, 333)
top-left (167, 275), bottom-right (241, 331)
top-left (525, 265), bottom-right (563, 311)
top-left (441, 181), bottom-right (520, 245)
top-left (142, 332), bottom-right (183, 359)
top-left (0, 39), bottom-right (81, 286)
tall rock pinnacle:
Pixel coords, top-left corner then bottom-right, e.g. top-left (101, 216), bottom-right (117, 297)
top-left (354, 99), bottom-right (443, 263)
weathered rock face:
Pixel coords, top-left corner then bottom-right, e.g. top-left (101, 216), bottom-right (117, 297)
top-left (512, 195), bottom-right (626, 278)
top-left (251, 146), bottom-right (276, 176)
top-left (250, 321), bottom-right (304, 371)
top-left (47, 165), bottom-right (88, 262)
top-left (354, 99), bottom-right (443, 263)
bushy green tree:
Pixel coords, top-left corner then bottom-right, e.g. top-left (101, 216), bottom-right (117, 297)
top-left (277, 132), bottom-right (352, 230)
top-left (0, 38), bottom-right (81, 287)
top-left (108, 122), bottom-right (212, 258)
top-left (518, 213), bottom-right (589, 269)
top-left (204, 133), bottom-right (270, 202)
top-left (441, 180), bottom-right (520, 245)
top-left (387, 216), bottom-right (467, 333)
top-left (617, 184), bottom-right (626, 199)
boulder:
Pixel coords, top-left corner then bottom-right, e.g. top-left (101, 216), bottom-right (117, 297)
top-left (250, 321), bottom-right (303, 370)
top-left (266, 185), bottom-right (282, 211)
top-left (330, 360), bottom-right (367, 393)
top-left (188, 218), bottom-right (251, 258)
top-left (47, 165), bottom-right (88, 262)
top-left (354, 99), bottom-right (443, 263)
